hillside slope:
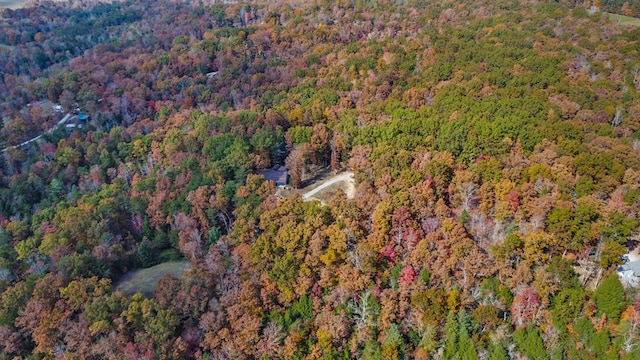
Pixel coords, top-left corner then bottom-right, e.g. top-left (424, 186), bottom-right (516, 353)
top-left (1, 1), bottom-right (640, 358)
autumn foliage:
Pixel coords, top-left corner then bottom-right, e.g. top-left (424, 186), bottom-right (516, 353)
top-left (1, 0), bottom-right (640, 359)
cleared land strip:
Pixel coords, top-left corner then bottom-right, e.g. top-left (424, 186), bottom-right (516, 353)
top-left (302, 171), bottom-right (355, 200)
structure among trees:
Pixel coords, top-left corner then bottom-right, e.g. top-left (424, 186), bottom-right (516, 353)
top-left (259, 165), bottom-right (288, 187)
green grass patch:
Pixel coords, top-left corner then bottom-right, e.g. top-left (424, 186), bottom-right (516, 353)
top-left (0, 0), bottom-right (68, 9)
top-left (0, 42), bottom-right (15, 51)
top-left (608, 13), bottom-right (640, 26)
top-left (586, 9), bottom-right (640, 27)
top-left (0, 1), bottom-right (27, 9)
top-left (115, 261), bottom-right (191, 297)
top-left (305, 182), bottom-right (349, 204)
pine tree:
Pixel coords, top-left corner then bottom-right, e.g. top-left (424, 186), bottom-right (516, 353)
top-left (458, 331), bottom-right (478, 360)
top-left (136, 241), bottom-right (155, 268)
top-left (457, 311), bottom-right (478, 360)
top-left (590, 329), bottom-right (610, 357)
top-left (552, 287), bottom-right (584, 326)
top-left (487, 341), bottom-right (508, 360)
top-left (206, 226), bottom-right (221, 246)
top-left (443, 311), bottom-right (478, 360)
top-left (594, 274), bottom-right (626, 323)
top-left (443, 311), bottom-right (458, 359)
top-left (514, 326), bottom-right (547, 360)
top-left (362, 339), bottom-right (383, 360)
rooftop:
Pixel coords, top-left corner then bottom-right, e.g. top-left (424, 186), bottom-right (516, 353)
top-left (619, 261), bottom-right (640, 277)
top-left (259, 165), bottom-right (288, 186)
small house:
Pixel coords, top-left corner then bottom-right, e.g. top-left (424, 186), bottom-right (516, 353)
top-left (260, 165), bottom-right (288, 187)
top-left (618, 261), bottom-right (640, 287)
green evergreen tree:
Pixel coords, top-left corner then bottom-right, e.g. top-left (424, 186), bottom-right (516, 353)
top-left (136, 241), bottom-right (155, 268)
top-left (621, 349), bottom-right (640, 360)
top-left (443, 311), bottom-right (459, 359)
top-left (382, 323), bottom-right (404, 359)
top-left (206, 226), bottom-right (221, 246)
top-left (548, 342), bottom-right (564, 360)
top-left (487, 341), bottom-right (508, 360)
top-left (594, 274), bottom-right (626, 323)
top-left (49, 178), bottom-right (64, 202)
top-left (552, 287), bottom-right (584, 326)
top-left (514, 326), bottom-right (548, 360)
top-left (458, 330), bottom-right (478, 360)
top-left (443, 311), bottom-right (478, 360)
top-left (590, 329), bottom-right (610, 357)
top-left (574, 316), bottom-right (596, 344)
top-left (457, 311), bottom-right (478, 360)
top-left (362, 339), bottom-right (383, 360)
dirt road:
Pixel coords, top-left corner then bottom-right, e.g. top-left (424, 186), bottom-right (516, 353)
top-left (302, 171), bottom-right (355, 200)
top-left (1, 113), bottom-right (72, 153)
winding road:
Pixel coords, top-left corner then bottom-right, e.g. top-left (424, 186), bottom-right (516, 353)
top-left (302, 171), bottom-right (355, 200)
top-left (1, 112), bottom-right (73, 153)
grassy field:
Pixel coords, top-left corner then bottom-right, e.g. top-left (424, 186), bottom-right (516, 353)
top-left (0, 0), bottom-right (30, 9)
top-left (608, 13), bottom-right (640, 26)
top-left (0, 0), bottom-right (66, 9)
top-left (304, 181), bottom-right (352, 204)
top-left (115, 261), bottom-right (191, 297)
top-left (298, 171), bottom-right (355, 205)
top-left (587, 9), bottom-right (640, 27)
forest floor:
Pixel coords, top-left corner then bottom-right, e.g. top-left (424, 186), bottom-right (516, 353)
top-left (301, 171), bottom-right (355, 204)
top-left (115, 261), bottom-right (190, 297)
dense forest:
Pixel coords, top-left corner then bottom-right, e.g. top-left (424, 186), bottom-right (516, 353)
top-left (1, 0), bottom-right (640, 358)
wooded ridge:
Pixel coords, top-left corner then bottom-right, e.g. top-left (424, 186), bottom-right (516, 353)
top-left (0, 0), bottom-right (640, 359)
